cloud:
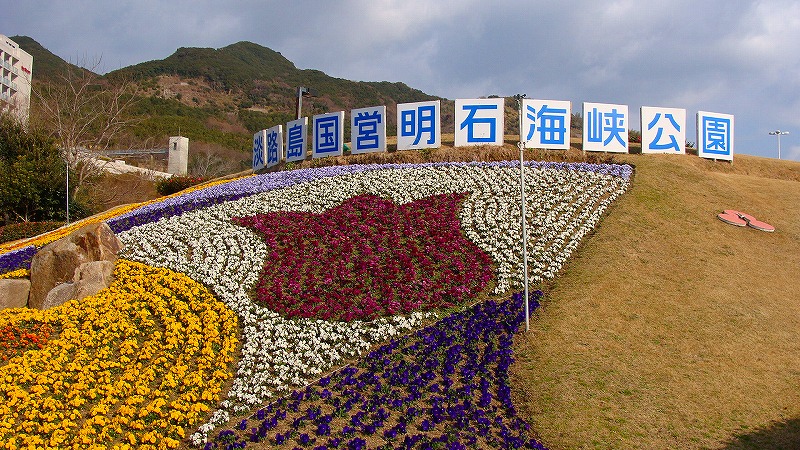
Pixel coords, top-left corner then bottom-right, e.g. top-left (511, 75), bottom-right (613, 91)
top-left (2, 0), bottom-right (799, 160)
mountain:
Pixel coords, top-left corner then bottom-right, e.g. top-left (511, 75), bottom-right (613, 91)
top-left (9, 35), bottom-right (90, 82)
top-left (13, 37), bottom-right (447, 172)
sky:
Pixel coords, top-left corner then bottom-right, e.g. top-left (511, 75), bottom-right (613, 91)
top-left (3, 0), bottom-right (800, 161)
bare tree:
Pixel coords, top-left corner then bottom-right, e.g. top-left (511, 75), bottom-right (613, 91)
top-left (32, 58), bottom-right (140, 198)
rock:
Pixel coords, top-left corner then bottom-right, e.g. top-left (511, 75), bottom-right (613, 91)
top-left (28, 222), bottom-right (122, 309)
top-left (42, 282), bottom-right (76, 310)
top-left (0, 278), bottom-right (31, 310)
top-left (73, 260), bottom-right (115, 301)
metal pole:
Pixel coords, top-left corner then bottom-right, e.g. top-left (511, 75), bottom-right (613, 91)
top-left (519, 141), bottom-right (530, 332)
top-left (514, 94), bottom-right (530, 332)
top-left (65, 158), bottom-right (69, 225)
top-left (778, 133), bottom-right (782, 160)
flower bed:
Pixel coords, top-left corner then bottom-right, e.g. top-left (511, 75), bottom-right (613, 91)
top-left (0, 160), bottom-right (632, 447)
top-left (233, 193), bottom-right (494, 321)
top-left (0, 260), bottom-right (238, 449)
top-left (206, 292), bottom-right (548, 449)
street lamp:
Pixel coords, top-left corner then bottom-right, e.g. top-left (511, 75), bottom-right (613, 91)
top-left (768, 130), bottom-right (789, 160)
top-left (295, 87), bottom-right (316, 120)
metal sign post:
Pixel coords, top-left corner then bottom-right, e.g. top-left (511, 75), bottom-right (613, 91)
top-left (513, 94), bottom-right (531, 332)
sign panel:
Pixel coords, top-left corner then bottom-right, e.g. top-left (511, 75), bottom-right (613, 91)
top-left (583, 102), bottom-right (629, 153)
top-left (522, 99), bottom-right (571, 149)
top-left (252, 129), bottom-right (266, 171)
top-left (285, 117), bottom-right (308, 163)
top-left (266, 124), bottom-right (283, 168)
top-left (312, 111), bottom-right (345, 159)
top-left (397, 100), bottom-right (441, 151)
top-left (641, 106), bottom-right (686, 154)
top-left (351, 105), bottom-right (387, 154)
top-left (697, 111), bottom-right (734, 161)
top-left (455, 98), bottom-right (505, 147)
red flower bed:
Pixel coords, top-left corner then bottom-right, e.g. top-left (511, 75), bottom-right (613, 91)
top-left (0, 321), bottom-right (56, 362)
top-left (233, 193), bottom-right (494, 321)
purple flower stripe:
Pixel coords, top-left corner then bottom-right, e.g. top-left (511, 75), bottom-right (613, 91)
top-left (107, 161), bottom-right (632, 234)
top-left (0, 245), bottom-right (37, 274)
top-left (207, 291), bottom-right (549, 449)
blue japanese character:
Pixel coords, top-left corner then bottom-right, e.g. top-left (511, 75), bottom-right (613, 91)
top-left (703, 116), bottom-right (730, 153)
top-left (354, 110), bottom-right (382, 150)
top-left (252, 134), bottom-right (264, 168)
top-left (267, 130), bottom-right (279, 164)
top-left (460, 104), bottom-right (497, 143)
top-left (586, 107), bottom-right (603, 143)
top-left (603, 108), bottom-right (626, 147)
top-left (647, 113), bottom-right (681, 152)
top-left (315, 115), bottom-right (339, 153)
top-left (527, 104), bottom-right (567, 145)
top-left (287, 123), bottom-right (304, 158)
top-left (400, 105), bottom-right (436, 145)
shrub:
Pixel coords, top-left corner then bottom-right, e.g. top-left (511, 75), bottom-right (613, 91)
top-left (154, 175), bottom-right (207, 196)
top-left (0, 221), bottom-right (65, 244)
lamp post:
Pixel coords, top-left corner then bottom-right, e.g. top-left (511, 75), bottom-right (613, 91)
top-left (295, 87), bottom-right (316, 119)
top-left (768, 130), bottom-right (789, 160)
top-left (513, 93), bottom-right (530, 332)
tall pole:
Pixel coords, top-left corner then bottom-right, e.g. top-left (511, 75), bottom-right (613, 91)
top-left (769, 130), bottom-right (789, 160)
top-left (65, 158), bottom-right (70, 225)
top-left (514, 94), bottom-right (530, 332)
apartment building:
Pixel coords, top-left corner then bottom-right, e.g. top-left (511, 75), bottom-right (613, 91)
top-left (0, 34), bottom-right (33, 123)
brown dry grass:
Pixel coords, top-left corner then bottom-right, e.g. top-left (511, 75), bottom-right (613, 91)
top-left (510, 153), bottom-right (800, 449)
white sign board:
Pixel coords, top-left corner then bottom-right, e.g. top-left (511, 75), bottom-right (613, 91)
top-left (455, 98), bottom-right (505, 147)
top-left (583, 102), bottom-right (629, 153)
top-left (522, 99), bottom-right (571, 149)
top-left (285, 117), bottom-right (308, 163)
top-left (697, 111), bottom-right (734, 161)
top-left (641, 106), bottom-right (686, 154)
top-left (312, 111), bottom-right (345, 159)
top-left (397, 100), bottom-right (441, 151)
top-left (252, 130), bottom-right (267, 171)
top-left (351, 106), bottom-right (387, 154)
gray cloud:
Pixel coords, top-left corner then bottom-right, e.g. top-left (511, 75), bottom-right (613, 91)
top-left (3, 0), bottom-right (798, 160)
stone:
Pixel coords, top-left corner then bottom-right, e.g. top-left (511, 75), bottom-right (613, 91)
top-left (73, 260), bottom-right (115, 301)
top-left (0, 278), bottom-right (31, 310)
top-left (28, 222), bottom-right (122, 309)
top-left (41, 282), bottom-right (76, 310)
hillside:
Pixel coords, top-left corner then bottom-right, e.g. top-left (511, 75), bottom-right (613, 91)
top-left (511, 152), bottom-right (800, 449)
top-left (13, 37), bottom-right (450, 176)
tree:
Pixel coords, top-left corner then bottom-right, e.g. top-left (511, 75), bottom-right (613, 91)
top-left (31, 59), bottom-right (139, 199)
top-left (0, 112), bottom-right (75, 225)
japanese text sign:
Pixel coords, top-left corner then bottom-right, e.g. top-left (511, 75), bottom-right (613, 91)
top-left (266, 124), bottom-right (283, 168)
top-left (697, 111), bottom-right (734, 161)
top-left (522, 99), bottom-right (571, 149)
top-left (455, 98), bottom-right (505, 147)
top-left (285, 117), bottom-right (308, 163)
top-left (583, 102), bottom-right (629, 153)
top-left (312, 111), bottom-right (345, 159)
top-left (397, 100), bottom-right (441, 151)
top-left (252, 130), bottom-right (266, 171)
top-left (641, 106), bottom-right (686, 154)
top-left (351, 106), bottom-right (387, 154)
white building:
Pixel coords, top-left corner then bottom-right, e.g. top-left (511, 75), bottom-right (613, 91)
top-left (0, 34), bottom-right (33, 123)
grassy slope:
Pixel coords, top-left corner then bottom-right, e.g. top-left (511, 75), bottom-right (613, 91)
top-left (511, 153), bottom-right (800, 449)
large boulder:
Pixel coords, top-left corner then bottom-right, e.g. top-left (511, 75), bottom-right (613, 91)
top-left (41, 282), bottom-right (76, 311)
top-left (0, 278), bottom-right (31, 310)
top-left (73, 260), bottom-right (116, 301)
top-left (28, 222), bottom-right (122, 309)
